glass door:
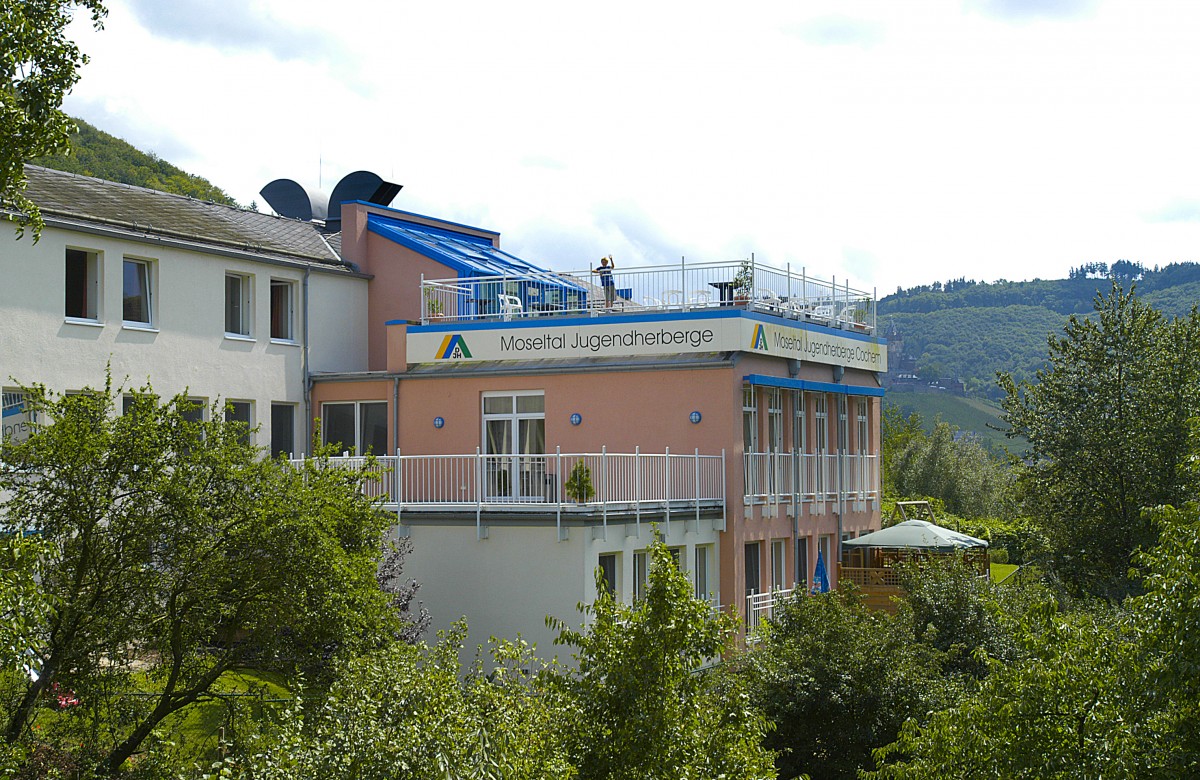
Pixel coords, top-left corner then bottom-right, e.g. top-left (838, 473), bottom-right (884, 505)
top-left (483, 392), bottom-right (545, 500)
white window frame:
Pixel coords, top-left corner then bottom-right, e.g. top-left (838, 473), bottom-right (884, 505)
top-left (224, 400), bottom-right (254, 445)
top-left (694, 545), bottom-right (711, 602)
top-left (633, 550), bottom-right (648, 601)
top-left (122, 257), bottom-right (155, 329)
top-left (857, 398), bottom-right (869, 455)
top-left (771, 539), bottom-right (787, 591)
top-left (65, 247), bottom-right (101, 322)
top-left (321, 400), bottom-right (388, 455)
top-left (768, 388), bottom-right (783, 452)
top-left (742, 386), bottom-right (758, 453)
top-left (597, 553), bottom-right (619, 599)
top-left (270, 278), bottom-right (296, 342)
top-left (225, 272), bottom-right (253, 338)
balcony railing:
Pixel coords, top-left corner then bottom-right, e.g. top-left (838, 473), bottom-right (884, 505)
top-left (420, 258), bottom-right (876, 333)
top-left (742, 452), bottom-right (880, 504)
top-left (296, 448), bottom-right (725, 522)
top-left (745, 587), bottom-right (797, 635)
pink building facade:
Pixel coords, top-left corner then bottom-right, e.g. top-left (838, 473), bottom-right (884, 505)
top-left (312, 200), bottom-right (886, 653)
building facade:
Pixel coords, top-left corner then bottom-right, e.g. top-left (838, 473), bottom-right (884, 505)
top-left (4, 168), bottom-right (887, 657)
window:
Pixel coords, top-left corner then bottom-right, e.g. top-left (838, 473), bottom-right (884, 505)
top-left (2, 389), bottom-right (36, 444)
top-left (225, 273), bottom-right (252, 337)
top-left (181, 399), bottom-right (206, 425)
top-left (65, 248), bottom-right (100, 320)
top-left (225, 401), bottom-right (253, 446)
top-left (482, 391), bottom-right (545, 500)
top-left (271, 403), bottom-right (296, 458)
top-left (857, 398), bottom-right (869, 454)
top-left (322, 401), bottom-right (388, 455)
top-left (818, 535), bottom-right (833, 576)
top-left (744, 542), bottom-right (761, 595)
top-left (793, 392), bottom-right (806, 454)
top-left (123, 258), bottom-right (153, 326)
top-left (270, 279), bottom-right (295, 341)
top-left (633, 551), bottom-right (648, 601)
top-left (795, 536), bottom-right (810, 589)
top-left (694, 545), bottom-right (711, 602)
top-left (742, 386), bottom-right (758, 453)
top-left (597, 553), bottom-right (618, 598)
top-left (813, 394), bottom-right (828, 453)
top-left (768, 388), bottom-right (783, 452)
top-left (771, 539), bottom-right (786, 591)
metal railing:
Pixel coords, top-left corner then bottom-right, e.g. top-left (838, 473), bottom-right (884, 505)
top-left (295, 448), bottom-right (726, 514)
top-left (742, 452), bottom-right (880, 503)
top-left (420, 258), bottom-right (876, 333)
top-left (745, 587), bottom-right (796, 635)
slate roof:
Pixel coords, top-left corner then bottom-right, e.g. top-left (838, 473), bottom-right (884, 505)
top-left (19, 165), bottom-right (345, 267)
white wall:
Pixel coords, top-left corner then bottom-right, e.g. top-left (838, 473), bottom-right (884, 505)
top-left (0, 225), bottom-right (367, 456)
top-left (401, 517), bottom-right (722, 662)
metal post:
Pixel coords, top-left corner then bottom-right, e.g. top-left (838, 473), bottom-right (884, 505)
top-left (664, 445), bottom-right (671, 536)
top-left (720, 448), bottom-right (727, 531)
top-left (556, 445), bottom-right (562, 540)
top-left (694, 447), bottom-right (701, 525)
top-left (635, 445), bottom-right (641, 535)
top-left (475, 446), bottom-right (483, 540)
top-left (680, 256), bottom-right (687, 311)
top-left (601, 446), bottom-right (608, 539)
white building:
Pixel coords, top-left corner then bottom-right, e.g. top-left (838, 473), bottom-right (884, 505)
top-left (1, 166), bottom-right (369, 454)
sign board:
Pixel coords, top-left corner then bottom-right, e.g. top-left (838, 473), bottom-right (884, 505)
top-left (408, 314), bottom-right (887, 372)
top-left (2, 391), bottom-right (36, 444)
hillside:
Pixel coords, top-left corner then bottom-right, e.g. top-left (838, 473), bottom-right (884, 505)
top-left (881, 263), bottom-right (1200, 401)
top-left (883, 391), bottom-right (1015, 456)
top-left (33, 118), bottom-right (239, 207)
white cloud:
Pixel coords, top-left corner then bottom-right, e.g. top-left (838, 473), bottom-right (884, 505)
top-left (59, 0), bottom-right (1200, 294)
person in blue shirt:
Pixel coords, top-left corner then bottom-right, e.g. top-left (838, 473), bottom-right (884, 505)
top-left (593, 255), bottom-right (616, 309)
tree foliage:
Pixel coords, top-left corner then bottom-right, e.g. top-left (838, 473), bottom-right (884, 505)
top-left (35, 117), bottom-right (239, 206)
top-left (1000, 283), bottom-right (1200, 599)
top-left (1, 0), bottom-right (106, 239)
top-left (245, 630), bottom-right (573, 780)
top-left (548, 539), bottom-right (775, 780)
top-left (0, 379), bottom-right (409, 774)
top-left (726, 588), bottom-right (953, 780)
top-left (889, 421), bottom-right (1013, 519)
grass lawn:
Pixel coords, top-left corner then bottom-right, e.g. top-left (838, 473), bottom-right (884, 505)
top-left (991, 562), bottom-right (1019, 583)
top-left (155, 669), bottom-right (294, 764)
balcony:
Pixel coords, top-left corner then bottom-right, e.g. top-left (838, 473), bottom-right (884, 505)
top-left (742, 451), bottom-right (880, 505)
top-left (745, 587), bottom-right (798, 636)
top-left (299, 449), bottom-right (727, 538)
top-left (420, 259), bottom-right (877, 334)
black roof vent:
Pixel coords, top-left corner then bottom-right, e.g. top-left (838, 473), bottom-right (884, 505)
top-left (259, 179), bottom-right (328, 222)
top-left (326, 171), bottom-right (403, 229)
top-left (259, 171), bottom-right (402, 228)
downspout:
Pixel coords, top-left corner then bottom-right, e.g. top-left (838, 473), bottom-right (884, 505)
top-left (302, 265), bottom-right (312, 454)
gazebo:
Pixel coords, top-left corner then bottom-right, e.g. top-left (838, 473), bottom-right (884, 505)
top-left (839, 520), bottom-right (990, 612)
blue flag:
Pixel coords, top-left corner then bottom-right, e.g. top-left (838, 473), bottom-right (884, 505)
top-left (812, 549), bottom-right (830, 594)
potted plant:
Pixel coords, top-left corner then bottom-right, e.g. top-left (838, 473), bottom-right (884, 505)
top-left (423, 286), bottom-right (445, 319)
top-left (732, 258), bottom-right (754, 304)
top-left (564, 460), bottom-right (595, 503)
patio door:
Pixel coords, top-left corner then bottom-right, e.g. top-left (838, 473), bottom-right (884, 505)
top-left (483, 392), bottom-right (546, 501)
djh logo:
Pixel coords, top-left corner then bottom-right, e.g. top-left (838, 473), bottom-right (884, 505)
top-left (437, 334), bottom-right (472, 360)
top-left (752, 324), bottom-right (768, 351)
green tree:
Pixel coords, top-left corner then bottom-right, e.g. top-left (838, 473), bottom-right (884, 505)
top-left (1, 0), bottom-right (106, 239)
top-left (0, 380), bottom-right (408, 774)
top-left (726, 588), bottom-right (953, 780)
top-left (246, 629), bottom-right (573, 780)
top-left (880, 404), bottom-right (924, 497)
top-left (999, 283), bottom-right (1200, 598)
top-left (890, 421), bottom-right (1012, 519)
top-left (548, 539), bottom-right (775, 780)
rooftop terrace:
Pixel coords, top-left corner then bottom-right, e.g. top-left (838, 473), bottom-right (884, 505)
top-left (420, 258), bottom-right (877, 334)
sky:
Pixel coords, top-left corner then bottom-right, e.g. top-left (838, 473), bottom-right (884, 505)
top-left (62, 0), bottom-right (1200, 296)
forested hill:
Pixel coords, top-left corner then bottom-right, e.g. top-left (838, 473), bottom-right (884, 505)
top-left (880, 262), bottom-right (1200, 400)
top-left (33, 118), bottom-right (239, 207)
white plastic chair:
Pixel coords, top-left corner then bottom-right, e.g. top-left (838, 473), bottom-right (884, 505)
top-left (809, 303), bottom-right (834, 322)
top-left (498, 294), bottom-right (524, 321)
top-left (754, 288), bottom-right (781, 310)
top-left (663, 290), bottom-right (686, 307)
top-left (688, 290), bottom-right (713, 306)
top-left (641, 295), bottom-right (664, 310)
